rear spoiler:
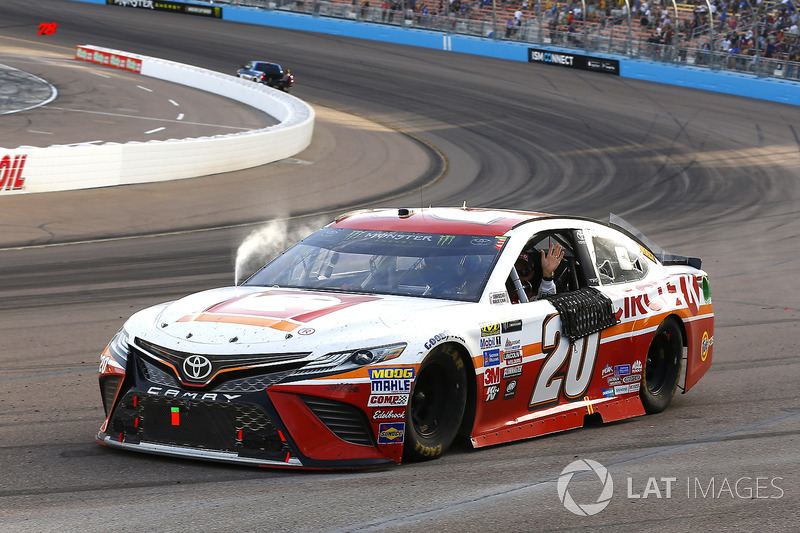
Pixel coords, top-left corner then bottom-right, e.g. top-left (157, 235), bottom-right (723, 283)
top-left (660, 254), bottom-right (702, 270)
top-left (608, 214), bottom-right (702, 270)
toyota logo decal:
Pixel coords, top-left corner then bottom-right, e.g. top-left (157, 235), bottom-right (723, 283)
top-left (183, 355), bottom-right (213, 380)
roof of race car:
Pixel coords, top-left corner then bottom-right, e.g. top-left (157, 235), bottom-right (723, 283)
top-left (331, 207), bottom-right (551, 236)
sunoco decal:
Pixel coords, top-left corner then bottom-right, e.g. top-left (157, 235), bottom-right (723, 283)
top-left (377, 422), bottom-right (405, 444)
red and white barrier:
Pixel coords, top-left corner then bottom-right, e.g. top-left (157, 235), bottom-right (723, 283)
top-left (0, 45), bottom-right (314, 195)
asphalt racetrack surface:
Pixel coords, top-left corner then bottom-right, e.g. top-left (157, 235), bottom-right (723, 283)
top-left (1, 1), bottom-right (799, 531)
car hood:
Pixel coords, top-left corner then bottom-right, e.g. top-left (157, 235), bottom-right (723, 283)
top-left (138, 286), bottom-right (459, 354)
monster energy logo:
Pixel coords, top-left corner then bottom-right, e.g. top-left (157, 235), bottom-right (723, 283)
top-left (437, 235), bottom-right (456, 246)
top-left (345, 230), bottom-right (367, 240)
top-left (344, 230), bottom-right (434, 242)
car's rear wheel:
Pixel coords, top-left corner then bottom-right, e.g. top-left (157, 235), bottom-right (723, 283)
top-left (404, 345), bottom-right (467, 462)
top-left (641, 318), bottom-right (683, 414)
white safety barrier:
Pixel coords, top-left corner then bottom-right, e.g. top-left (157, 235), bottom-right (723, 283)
top-left (0, 45), bottom-right (314, 195)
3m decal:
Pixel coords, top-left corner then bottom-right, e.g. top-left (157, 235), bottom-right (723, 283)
top-left (484, 366), bottom-right (501, 387)
top-left (529, 314), bottom-right (600, 410)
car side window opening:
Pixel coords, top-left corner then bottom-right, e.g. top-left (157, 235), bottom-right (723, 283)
top-left (588, 228), bottom-right (649, 285)
top-left (507, 230), bottom-right (586, 304)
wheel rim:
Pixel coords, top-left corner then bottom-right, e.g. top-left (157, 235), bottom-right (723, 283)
top-left (410, 362), bottom-right (448, 438)
top-left (646, 330), bottom-right (671, 394)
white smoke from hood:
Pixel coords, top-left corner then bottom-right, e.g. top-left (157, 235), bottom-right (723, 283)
top-left (234, 217), bottom-right (324, 285)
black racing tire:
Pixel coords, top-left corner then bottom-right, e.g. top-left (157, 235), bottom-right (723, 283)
top-left (641, 318), bottom-right (683, 414)
top-left (404, 345), bottom-right (467, 462)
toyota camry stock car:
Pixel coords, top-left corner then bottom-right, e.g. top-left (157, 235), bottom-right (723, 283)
top-left (97, 207), bottom-right (714, 469)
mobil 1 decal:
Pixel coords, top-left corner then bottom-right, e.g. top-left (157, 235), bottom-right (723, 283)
top-left (529, 314), bottom-right (600, 410)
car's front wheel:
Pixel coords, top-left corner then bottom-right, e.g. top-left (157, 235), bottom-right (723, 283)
top-left (641, 318), bottom-right (683, 414)
top-left (404, 345), bottom-right (467, 462)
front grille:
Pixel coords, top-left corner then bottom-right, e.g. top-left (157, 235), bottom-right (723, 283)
top-left (140, 359), bottom-right (179, 387)
top-left (212, 370), bottom-right (295, 393)
top-left (110, 392), bottom-right (293, 460)
top-left (132, 338), bottom-right (310, 388)
top-left (301, 395), bottom-right (375, 447)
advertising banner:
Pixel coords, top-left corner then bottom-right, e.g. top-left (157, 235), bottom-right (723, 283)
top-left (528, 48), bottom-right (620, 75)
top-left (105, 0), bottom-right (223, 18)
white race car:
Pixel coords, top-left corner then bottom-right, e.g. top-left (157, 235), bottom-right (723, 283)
top-left (97, 207), bottom-right (714, 468)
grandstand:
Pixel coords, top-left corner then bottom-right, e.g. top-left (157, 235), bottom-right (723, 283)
top-left (217, 0), bottom-right (799, 80)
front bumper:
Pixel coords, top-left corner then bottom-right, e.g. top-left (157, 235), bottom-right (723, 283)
top-left (97, 347), bottom-right (399, 469)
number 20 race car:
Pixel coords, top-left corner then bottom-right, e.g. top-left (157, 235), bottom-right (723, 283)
top-left (97, 207), bottom-right (714, 469)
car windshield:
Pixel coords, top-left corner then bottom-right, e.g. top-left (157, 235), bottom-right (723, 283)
top-left (256, 63), bottom-right (282, 74)
top-left (244, 227), bottom-right (507, 301)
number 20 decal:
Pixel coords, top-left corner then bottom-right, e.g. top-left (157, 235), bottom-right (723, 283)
top-left (529, 314), bottom-right (600, 410)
